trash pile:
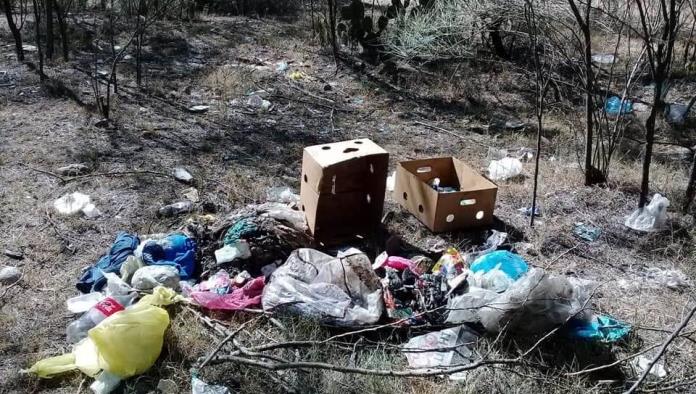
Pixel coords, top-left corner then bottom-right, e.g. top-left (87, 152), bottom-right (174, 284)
top-left (26, 139), bottom-right (648, 392)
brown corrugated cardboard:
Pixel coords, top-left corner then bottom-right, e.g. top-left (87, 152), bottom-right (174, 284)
top-left (300, 138), bottom-right (389, 241)
top-left (394, 157), bottom-right (497, 232)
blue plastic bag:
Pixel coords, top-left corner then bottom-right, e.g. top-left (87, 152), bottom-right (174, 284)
top-left (141, 233), bottom-right (197, 280)
top-left (469, 251), bottom-right (528, 280)
top-left (77, 232), bottom-right (140, 293)
top-left (605, 96), bottom-right (633, 115)
top-left (566, 314), bottom-right (631, 342)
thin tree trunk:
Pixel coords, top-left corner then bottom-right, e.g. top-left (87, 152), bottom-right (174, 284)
top-left (2, 0), bottom-right (25, 61)
top-left (639, 86), bottom-right (660, 207)
top-left (32, 0), bottom-right (46, 79)
top-left (45, 0), bottom-right (53, 59)
top-left (55, 0), bottom-right (68, 60)
top-left (327, 0), bottom-right (338, 65)
top-left (581, 4), bottom-right (596, 185)
top-left (684, 152), bottom-right (696, 212)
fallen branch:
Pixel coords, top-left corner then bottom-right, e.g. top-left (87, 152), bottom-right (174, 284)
top-left (199, 315), bottom-right (264, 368)
top-left (624, 302), bottom-right (696, 394)
top-left (63, 170), bottom-right (173, 183)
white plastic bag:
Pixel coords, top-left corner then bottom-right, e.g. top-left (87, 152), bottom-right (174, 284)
top-left (131, 266), bottom-right (180, 291)
top-left (67, 292), bottom-right (104, 314)
top-left (487, 157), bottom-right (523, 181)
top-left (214, 241), bottom-right (251, 264)
top-left (625, 193), bottom-right (670, 232)
top-left (54, 192), bottom-right (99, 217)
top-left (402, 326), bottom-right (479, 369)
top-left (257, 202), bottom-right (307, 231)
top-left (262, 248), bottom-right (383, 325)
top-left (192, 377), bottom-right (230, 394)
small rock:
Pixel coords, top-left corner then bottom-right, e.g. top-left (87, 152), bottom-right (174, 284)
top-left (56, 164), bottom-right (90, 176)
top-left (172, 167), bottom-right (194, 184)
top-left (247, 95), bottom-right (272, 111)
top-left (3, 249), bottom-right (23, 260)
top-left (187, 105), bottom-right (210, 113)
top-left (0, 266), bottom-right (21, 284)
top-left (275, 61), bottom-right (289, 72)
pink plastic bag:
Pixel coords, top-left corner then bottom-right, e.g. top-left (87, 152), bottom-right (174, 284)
top-left (190, 276), bottom-right (265, 310)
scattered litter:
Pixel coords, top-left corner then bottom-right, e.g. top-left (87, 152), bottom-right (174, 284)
top-left (275, 62), bottom-right (289, 72)
top-left (566, 314), bottom-right (631, 342)
top-left (645, 267), bottom-right (690, 290)
top-left (77, 232), bottom-right (140, 293)
top-left (187, 105), bottom-right (210, 113)
top-left (288, 70), bottom-right (304, 80)
top-left (54, 192), bottom-right (100, 218)
top-left (488, 157), bottom-right (523, 181)
top-left (262, 248), bottom-right (383, 325)
top-left (247, 95), bottom-right (272, 111)
top-left (625, 193), bottom-right (669, 232)
top-left (91, 371), bottom-right (121, 394)
top-left (605, 96), bottom-right (633, 115)
top-left (22, 44), bottom-right (37, 52)
top-left (448, 267), bottom-right (593, 334)
top-left (402, 326), bottom-right (479, 369)
top-left (518, 206), bottom-right (541, 217)
top-left (192, 376), bottom-right (230, 394)
top-left (131, 266), bottom-right (180, 291)
top-left (156, 378), bottom-right (179, 393)
top-left (159, 201), bottom-right (194, 217)
top-left (187, 270), bottom-right (264, 311)
top-left (573, 223), bottom-right (601, 242)
top-left (432, 248), bottom-right (465, 280)
top-left (469, 251), bottom-right (529, 292)
top-left (56, 164), bottom-right (90, 176)
top-left (214, 241), bottom-right (251, 264)
top-left (634, 355), bottom-right (668, 379)
top-left (173, 167), bottom-right (194, 184)
top-left (265, 187), bottom-right (299, 204)
top-left (66, 291), bottom-right (137, 343)
top-left (0, 266), bottom-right (21, 284)
top-left (183, 187), bottom-right (200, 202)
top-left (66, 292), bottom-right (104, 314)
top-left (3, 249), bottom-right (23, 260)
top-left (664, 101), bottom-right (695, 125)
top-left (591, 53), bottom-right (616, 64)
top-left (139, 233), bottom-right (197, 280)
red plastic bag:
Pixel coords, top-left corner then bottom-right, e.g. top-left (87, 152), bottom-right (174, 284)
top-left (190, 276), bottom-right (264, 310)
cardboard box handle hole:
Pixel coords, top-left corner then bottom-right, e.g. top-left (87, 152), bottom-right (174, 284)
top-left (446, 214), bottom-right (455, 223)
top-left (403, 192), bottom-right (408, 200)
top-left (354, 140), bottom-right (363, 144)
top-left (304, 174), bottom-right (308, 182)
top-left (476, 211), bottom-right (484, 220)
top-left (418, 204), bottom-right (424, 213)
top-left (321, 146), bottom-right (331, 150)
top-left (343, 147), bottom-right (359, 153)
top-left (460, 199), bottom-right (476, 206)
top-left (366, 194), bottom-right (371, 204)
top-left (416, 166), bottom-right (432, 173)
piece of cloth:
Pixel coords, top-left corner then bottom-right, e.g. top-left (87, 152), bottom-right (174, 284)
top-left (77, 232), bottom-right (140, 293)
top-left (141, 233), bottom-right (197, 280)
top-left (566, 314), bottom-right (631, 342)
top-left (190, 276), bottom-right (265, 311)
top-left (223, 219), bottom-right (258, 246)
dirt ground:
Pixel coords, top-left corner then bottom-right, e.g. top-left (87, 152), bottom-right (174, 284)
top-left (1, 11), bottom-right (696, 394)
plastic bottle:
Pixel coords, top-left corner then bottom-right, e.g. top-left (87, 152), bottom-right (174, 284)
top-left (66, 292), bottom-right (104, 314)
top-left (66, 294), bottom-right (135, 343)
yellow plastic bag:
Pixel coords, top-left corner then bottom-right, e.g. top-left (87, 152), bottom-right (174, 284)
top-left (27, 286), bottom-right (180, 379)
top-left (27, 338), bottom-right (100, 378)
top-left (89, 303), bottom-right (169, 377)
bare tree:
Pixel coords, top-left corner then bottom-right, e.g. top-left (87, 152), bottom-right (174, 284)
top-left (2, 0), bottom-right (26, 61)
top-left (524, 0), bottom-right (553, 227)
top-left (54, 0), bottom-right (72, 60)
top-left (567, 0), bottom-right (604, 185)
top-left (635, 0), bottom-right (685, 208)
top-left (44, 0), bottom-right (53, 59)
top-left (31, 0), bottom-right (47, 79)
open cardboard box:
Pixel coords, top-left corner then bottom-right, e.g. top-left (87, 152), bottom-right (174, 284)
top-left (394, 157), bottom-right (497, 232)
top-left (300, 138), bottom-right (389, 242)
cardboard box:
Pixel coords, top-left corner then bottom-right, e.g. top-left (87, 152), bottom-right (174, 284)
top-left (300, 138), bottom-right (389, 241)
top-left (394, 157), bottom-right (497, 232)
